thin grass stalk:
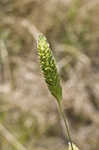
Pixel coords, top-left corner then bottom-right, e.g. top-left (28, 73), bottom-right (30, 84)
top-left (58, 102), bottom-right (74, 150)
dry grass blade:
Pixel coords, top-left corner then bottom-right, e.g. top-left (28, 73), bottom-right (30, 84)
top-left (0, 123), bottom-right (27, 150)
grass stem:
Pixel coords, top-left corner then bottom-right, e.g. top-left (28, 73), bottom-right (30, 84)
top-left (58, 102), bottom-right (74, 150)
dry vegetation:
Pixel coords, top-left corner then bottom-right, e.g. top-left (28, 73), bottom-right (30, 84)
top-left (0, 0), bottom-right (99, 150)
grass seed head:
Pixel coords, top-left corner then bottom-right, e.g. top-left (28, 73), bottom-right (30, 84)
top-left (37, 35), bottom-right (62, 103)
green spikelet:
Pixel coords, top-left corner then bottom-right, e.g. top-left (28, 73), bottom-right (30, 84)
top-left (37, 35), bottom-right (62, 103)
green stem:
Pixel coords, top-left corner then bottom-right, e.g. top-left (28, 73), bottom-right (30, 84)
top-left (58, 102), bottom-right (74, 150)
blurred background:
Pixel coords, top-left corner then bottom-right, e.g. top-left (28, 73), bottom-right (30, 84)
top-left (0, 0), bottom-right (99, 150)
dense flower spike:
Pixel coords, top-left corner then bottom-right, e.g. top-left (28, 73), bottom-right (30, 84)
top-left (37, 35), bottom-right (62, 103)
